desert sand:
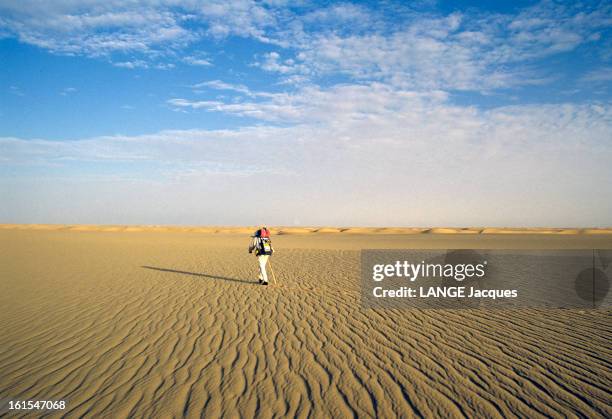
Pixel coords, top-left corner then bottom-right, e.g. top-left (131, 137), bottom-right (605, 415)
top-left (1, 226), bottom-right (611, 417)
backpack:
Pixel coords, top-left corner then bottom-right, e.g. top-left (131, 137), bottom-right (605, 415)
top-left (253, 228), bottom-right (273, 255)
top-left (258, 237), bottom-right (273, 255)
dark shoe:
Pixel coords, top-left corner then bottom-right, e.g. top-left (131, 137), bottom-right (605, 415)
top-left (262, 281), bottom-right (269, 286)
top-left (258, 278), bottom-right (263, 284)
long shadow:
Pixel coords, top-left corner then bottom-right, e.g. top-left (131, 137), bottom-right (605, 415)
top-left (141, 266), bottom-right (256, 285)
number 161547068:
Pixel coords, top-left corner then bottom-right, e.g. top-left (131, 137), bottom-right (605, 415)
top-left (8, 400), bottom-right (66, 410)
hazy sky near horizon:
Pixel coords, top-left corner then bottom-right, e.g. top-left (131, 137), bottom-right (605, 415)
top-left (1, 0), bottom-right (611, 227)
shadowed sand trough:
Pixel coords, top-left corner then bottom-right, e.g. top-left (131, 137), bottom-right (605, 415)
top-left (1, 228), bottom-right (611, 417)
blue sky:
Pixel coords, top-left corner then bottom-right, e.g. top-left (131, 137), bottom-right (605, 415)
top-left (1, 0), bottom-right (611, 226)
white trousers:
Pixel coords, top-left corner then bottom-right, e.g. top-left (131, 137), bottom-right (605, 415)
top-left (257, 255), bottom-right (269, 283)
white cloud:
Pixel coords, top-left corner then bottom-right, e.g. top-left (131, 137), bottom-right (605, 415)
top-left (167, 95), bottom-right (304, 121)
top-left (301, 3), bottom-right (375, 30)
top-left (200, 0), bottom-right (278, 41)
top-left (169, 83), bottom-right (453, 123)
top-left (113, 60), bottom-right (149, 69)
top-left (253, 2), bottom-right (611, 91)
top-left (9, 85), bottom-right (611, 165)
top-left (0, 4), bottom-right (195, 56)
top-left (60, 87), bottom-right (77, 96)
top-left (9, 86), bottom-right (24, 96)
top-left (1, 0), bottom-right (608, 91)
top-left (165, 83), bottom-right (612, 170)
top-left (154, 62), bottom-right (175, 70)
top-left (257, 51), bottom-right (309, 75)
top-left (183, 56), bottom-right (212, 66)
top-left (192, 79), bottom-right (253, 96)
top-left (581, 67), bottom-right (612, 82)
top-left (0, 0), bottom-right (276, 58)
top-left (502, 1), bottom-right (611, 59)
top-left (2, 94), bottom-right (611, 225)
top-left (9, 84), bottom-right (612, 161)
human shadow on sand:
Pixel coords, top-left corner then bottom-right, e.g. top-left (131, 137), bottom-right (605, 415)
top-left (141, 266), bottom-right (257, 285)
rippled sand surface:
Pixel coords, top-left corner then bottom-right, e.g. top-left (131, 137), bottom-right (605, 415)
top-left (1, 229), bottom-right (611, 417)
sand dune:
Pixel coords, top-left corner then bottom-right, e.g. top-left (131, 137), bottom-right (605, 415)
top-left (275, 227), bottom-right (317, 235)
top-left (429, 227), bottom-right (482, 234)
top-left (1, 229), bottom-right (611, 417)
top-left (1, 224), bottom-right (611, 235)
top-left (583, 228), bottom-right (612, 235)
top-left (481, 227), bottom-right (586, 235)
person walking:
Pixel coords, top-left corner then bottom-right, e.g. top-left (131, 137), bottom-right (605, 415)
top-left (248, 226), bottom-right (274, 285)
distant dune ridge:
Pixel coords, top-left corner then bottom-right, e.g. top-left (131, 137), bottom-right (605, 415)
top-left (1, 224), bottom-right (611, 235)
top-left (1, 228), bottom-right (611, 417)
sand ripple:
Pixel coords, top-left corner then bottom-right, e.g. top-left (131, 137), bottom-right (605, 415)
top-left (0, 230), bottom-right (610, 417)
